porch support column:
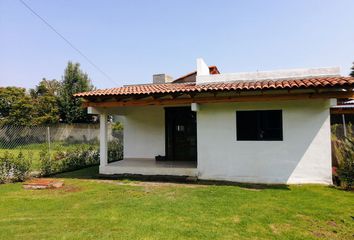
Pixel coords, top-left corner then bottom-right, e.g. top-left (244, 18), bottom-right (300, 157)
top-left (99, 114), bottom-right (108, 167)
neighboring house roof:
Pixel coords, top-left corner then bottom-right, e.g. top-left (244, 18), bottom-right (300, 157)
top-left (172, 66), bottom-right (220, 83)
top-left (344, 99), bottom-right (354, 104)
top-left (331, 99), bottom-right (354, 114)
top-left (75, 76), bottom-right (354, 97)
top-left (331, 98), bottom-right (354, 114)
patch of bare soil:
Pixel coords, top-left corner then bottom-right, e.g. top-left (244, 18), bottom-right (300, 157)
top-left (296, 215), bottom-right (341, 239)
top-left (230, 215), bottom-right (241, 223)
top-left (61, 185), bottom-right (82, 193)
top-left (327, 220), bottom-right (337, 227)
top-left (269, 223), bottom-right (292, 235)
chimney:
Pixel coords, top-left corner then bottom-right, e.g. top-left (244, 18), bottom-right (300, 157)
top-left (197, 58), bottom-right (210, 76)
top-left (153, 74), bottom-right (173, 84)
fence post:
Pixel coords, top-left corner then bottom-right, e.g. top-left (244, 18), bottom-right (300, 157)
top-left (47, 126), bottom-right (51, 158)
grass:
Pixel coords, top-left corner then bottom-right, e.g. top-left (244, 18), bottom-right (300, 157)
top-left (0, 167), bottom-right (353, 240)
top-left (0, 142), bottom-right (98, 170)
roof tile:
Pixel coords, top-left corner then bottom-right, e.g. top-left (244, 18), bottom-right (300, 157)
top-left (75, 76), bottom-right (354, 97)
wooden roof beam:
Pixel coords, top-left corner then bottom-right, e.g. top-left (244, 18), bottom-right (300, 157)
top-left (83, 91), bottom-right (354, 108)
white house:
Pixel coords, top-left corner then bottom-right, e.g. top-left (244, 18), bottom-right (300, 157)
top-left (75, 59), bottom-right (354, 184)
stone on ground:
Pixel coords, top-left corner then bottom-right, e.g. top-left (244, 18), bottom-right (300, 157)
top-left (23, 179), bottom-right (64, 190)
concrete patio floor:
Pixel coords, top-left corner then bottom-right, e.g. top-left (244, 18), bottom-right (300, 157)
top-left (100, 158), bottom-right (198, 176)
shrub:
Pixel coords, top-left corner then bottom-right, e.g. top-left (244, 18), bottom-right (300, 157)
top-left (84, 146), bottom-right (100, 165)
top-left (111, 122), bottom-right (123, 139)
top-left (112, 121), bottom-right (123, 131)
top-left (108, 139), bottom-right (123, 162)
top-left (63, 136), bottom-right (99, 145)
top-left (11, 152), bottom-right (32, 182)
top-left (39, 146), bottom-right (99, 176)
top-left (38, 139), bottom-right (122, 176)
top-left (39, 149), bottom-right (58, 176)
top-left (336, 138), bottom-right (354, 190)
top-left (0, 151), bottom-right (32, 184)
top-left (332, 124), bottom-right (354, 190)
top-left (0, 152), bottom-right (12, 183)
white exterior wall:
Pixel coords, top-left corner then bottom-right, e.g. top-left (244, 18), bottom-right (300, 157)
top-left (122, 106), bottom-right (165, 158)
top-left (197, 99), bottom-right (332, 184)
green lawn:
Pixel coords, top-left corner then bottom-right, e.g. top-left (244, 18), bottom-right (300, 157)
top-left (0, 142), bottom-right (98, 170)
top-left (0, 167), bottom-right (353, 240)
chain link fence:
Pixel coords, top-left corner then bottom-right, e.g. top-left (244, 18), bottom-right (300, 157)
top-left (0, 123), bottom-right (123, 171)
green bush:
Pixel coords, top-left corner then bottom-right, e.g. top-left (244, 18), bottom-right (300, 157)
top-left (39, 146), bottom-right (99, 176)
top-left (59, 146), bottom-right (99, 172)
top-left (38, 139), bottom-right (123, 176)
top-left (112, 121), bottom-right (123, 131)
top-left (0, 152), bottom-right (12, 183)
top-left (111, 122), bottom-right (123, 139)
top-left (108, 139), bottom-right (123, 162)
top-left (0, 151), bottom-right (32, 184)
top-left (332, 124), bottom-right (354, 190)
top-left (39, 149), bottom-right (58, 176)
top-left (337, 138), bottom-right (354, 190)
top-left (12, 152), bottom-right (32, 182)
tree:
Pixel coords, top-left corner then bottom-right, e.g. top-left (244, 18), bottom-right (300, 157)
top-left (0, 87), bottom-right (26, 120)
top-left (350, 62), bottom-right (354, 77)
top-left (30, 78), bottom-right (60, 97)
top-left (0, 87), bottom-right (36, 126)
top-left (30, 79), bottom-right (60, 124)
top-left (58, 62), bottom-right (94, 123)
top-left (5, 95), bottom-right (36, 126)
top-left (0, 83), bottom-right (60, 126)
top-left (0, 62), bottom-right (95, 126)
top-left (33, 95), bottom-right (60, 124)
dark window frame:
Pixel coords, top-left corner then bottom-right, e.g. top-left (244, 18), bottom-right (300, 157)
top-left (236, 110), bottom-right (283, 141)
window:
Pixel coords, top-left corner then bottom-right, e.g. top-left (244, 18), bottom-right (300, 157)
top-left (236, 110), bottom-right (283, 141)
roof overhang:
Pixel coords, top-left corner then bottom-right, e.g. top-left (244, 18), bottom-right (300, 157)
top-left (82, 89), bottom-right (354, 108)
top-left (75, 75), bottom-right (354, 108)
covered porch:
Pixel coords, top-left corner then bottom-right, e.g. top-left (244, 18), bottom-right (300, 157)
top-left (101, 158), bottom-right (197, 176)
top-left (96, 104), bottom-right (199, 177)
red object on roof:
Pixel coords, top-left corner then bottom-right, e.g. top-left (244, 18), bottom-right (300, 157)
top-left (172, 66), bottom-right (220, 83)
top-left (75, 76), bottom-right (354, 97)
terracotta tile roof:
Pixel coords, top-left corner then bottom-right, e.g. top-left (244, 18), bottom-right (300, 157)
top-left (75, 76), bottom-right (354, 97)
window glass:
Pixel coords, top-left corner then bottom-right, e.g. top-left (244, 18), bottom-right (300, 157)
top-left (236, 110), bottom-right (283, 141)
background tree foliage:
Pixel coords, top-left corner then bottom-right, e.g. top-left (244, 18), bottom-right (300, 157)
top-left (58, 62), bottom-right (95, 123)
top-left (0, 87), bottom-right (26, 120)
top-left (30, 78), bottom-right (60, 97)
top-left (0, 87), bottom-right (35, 125)
top-left (30, 78), bottom-right (60, 124)
top-left (350, 61), bottom-right (354, 77)
top-left (0, 62), bottom-right (95, 126)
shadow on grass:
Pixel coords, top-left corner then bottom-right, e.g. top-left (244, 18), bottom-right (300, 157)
top-left (197, 180), bottom-right (290, 190)
top-left (53, 166), bottom-right (101, 180)
top-left (54, 166), bottom-right (290, 190)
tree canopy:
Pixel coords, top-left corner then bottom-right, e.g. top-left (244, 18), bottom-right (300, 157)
top-left (0, 62), bottom-right (95, 126)
top-left (350, 62), bottom-right (354, 77)
top-left (0, 87), bottom-right (34, 125)
top-left (58, 62), bottom-right (94, 123)
top-left (30, 78), bottom-right (60, 97)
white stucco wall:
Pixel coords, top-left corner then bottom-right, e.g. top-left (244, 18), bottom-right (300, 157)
top-left (122, 106), bottom-right (165, 158)
top-left (197, 99), bottom-right (332, 184)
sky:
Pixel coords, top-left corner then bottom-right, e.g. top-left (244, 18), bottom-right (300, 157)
top-left (0, 0), bottom-right (354, 90)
